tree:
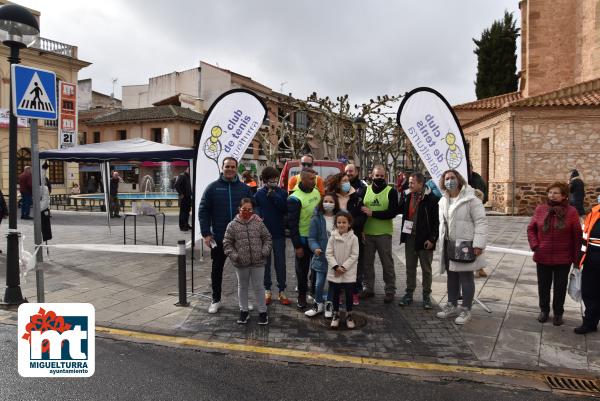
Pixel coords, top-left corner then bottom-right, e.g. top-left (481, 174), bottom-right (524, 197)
top-left (473, 11), bottom-right (520, 99)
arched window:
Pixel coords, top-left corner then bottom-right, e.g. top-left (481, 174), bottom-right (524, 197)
top-left (17, 148), bottom-right (31, 175)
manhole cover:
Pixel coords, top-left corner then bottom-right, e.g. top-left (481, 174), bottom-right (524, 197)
top-left (312, 311), bottom-right (368, 330)
top-left (545, 375), bottom-right (600, 395)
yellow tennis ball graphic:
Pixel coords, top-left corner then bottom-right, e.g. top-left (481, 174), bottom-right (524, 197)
top-left (211, 126), bottom-right (222, 137)
top-left (209, 144), bottom-right (217, 151)
top-left (445, 133), bottom-right (456, 145)
top-left (210, 137), bottom-right (219, 143)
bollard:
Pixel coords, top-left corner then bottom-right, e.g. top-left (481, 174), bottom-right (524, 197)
top-left (175, 240), bottom-right (190, 307)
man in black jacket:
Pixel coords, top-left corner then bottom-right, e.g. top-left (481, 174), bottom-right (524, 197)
top-left (398, 173), bottom-right (439, 309)
top-left (175, 167), bottom-right (192, 231)
top-left (345, 163), bottom-right (366, 192)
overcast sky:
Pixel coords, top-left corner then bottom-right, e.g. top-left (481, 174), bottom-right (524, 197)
top-left (18, 0), bottom-right (520, 108)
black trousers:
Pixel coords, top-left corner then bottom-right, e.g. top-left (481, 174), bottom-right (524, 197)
top-left (536, 263), bottom-right (571, 315)
top-left (582, 260), bottom-right (600, 329)
top-left (295, 243), bottom-right (312, 297)
top-left (354, 239), bottom-right (365, 294)
top-left (211, 241), bottom-right (227, 303)
top-left (178, 196), bottom-right (191, 229)
top-left (330, 282), bottom-right (354, 313)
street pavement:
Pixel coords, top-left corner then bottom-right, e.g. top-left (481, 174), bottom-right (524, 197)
top-left (0, 211), bottom-right (599, 376)
top-left (0, 324), bottom-right (585, 401)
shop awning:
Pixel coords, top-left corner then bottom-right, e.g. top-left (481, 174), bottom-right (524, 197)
top-left (140, 161), bottom-right (189, 167)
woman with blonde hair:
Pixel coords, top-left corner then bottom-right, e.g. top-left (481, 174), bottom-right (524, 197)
top-left (436, 169), bottom-right (487, 325)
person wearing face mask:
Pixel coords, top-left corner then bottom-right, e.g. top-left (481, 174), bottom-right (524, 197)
top-left (398, 172), bottom-right (439, 310)
top-left (288, 168), bottom-right (322, 309)
top-left (287, 154), bottom-right (326, 196)
top-left (199, 157), bottom-right (254, 314)
top-left (254, 167), bottom-right (290, 306)
top-left (568, 169), bottom-right (586, 220)
top-left (223, 198), bottom-right (273, 325)
top-left (527, 182), bottom-right (582, 326)
top-left (328, 172), bottom-right (366, 305)
top-left (575, 194), bottom-right (600, 334)
top-left (344, 164), bottom-right (367, 192)
top-left (306, 193), bottom-right (340, 317)
top-left (436, 169), bottom-right (487, 326)
top-left (360, 165), bottom-right (399, 303)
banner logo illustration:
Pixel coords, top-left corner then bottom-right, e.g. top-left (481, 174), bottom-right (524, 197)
top-left (18, 303), bottom-right (95, 377)
top-left (397, 87), bottom-right (470, 182)
top-left (192, 89), bottom-right (267, 243)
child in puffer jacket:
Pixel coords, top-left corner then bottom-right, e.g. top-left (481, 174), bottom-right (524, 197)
top-left (223, 198), bottom-right (272, 325)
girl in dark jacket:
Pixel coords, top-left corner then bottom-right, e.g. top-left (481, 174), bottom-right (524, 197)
top-left (527, 182), bottom-right (582, 326)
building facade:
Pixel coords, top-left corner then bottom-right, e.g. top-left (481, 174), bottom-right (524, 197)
top-left (454, 0), bottom-right (600, 215)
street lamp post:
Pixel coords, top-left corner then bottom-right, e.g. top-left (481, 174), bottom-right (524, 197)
top-left (0, 4), bottom-right (40, 305)
top-left (352, 116), bottom-right (367, 179)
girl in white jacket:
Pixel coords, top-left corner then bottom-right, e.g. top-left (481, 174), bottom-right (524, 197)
top-left (326, 211), bottom-right (360, 329)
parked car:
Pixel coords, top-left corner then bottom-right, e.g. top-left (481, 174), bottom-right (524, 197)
top-left (278, 160), bottom-right (345, 192)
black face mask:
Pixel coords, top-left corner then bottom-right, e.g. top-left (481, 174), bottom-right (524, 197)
top-left (373, 178), bottom-right (386, 188)
top-left (298, 182), bottom-right (314, 192)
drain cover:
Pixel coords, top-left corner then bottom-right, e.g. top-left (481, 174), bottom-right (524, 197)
top-left (545, 375), bottom-right (600, 394)
top-left (313, 311), bottom-right (368, 330)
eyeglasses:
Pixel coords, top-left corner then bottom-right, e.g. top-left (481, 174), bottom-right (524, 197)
top-left (301, 162), bottom-right (313, 168)
top-left (240, 208), bottom-right (253, 212)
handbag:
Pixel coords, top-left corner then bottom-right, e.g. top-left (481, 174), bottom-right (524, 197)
top-left (568, 266), bottom-right (582, 303)
top-left (444, 219), bottom-right (476, 263)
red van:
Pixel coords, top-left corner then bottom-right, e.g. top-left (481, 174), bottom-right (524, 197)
top-left (279, 160), bottom-right (345, 191)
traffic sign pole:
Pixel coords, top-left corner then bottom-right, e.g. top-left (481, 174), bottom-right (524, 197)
top-left (30, 119), bottom-right (45, 302)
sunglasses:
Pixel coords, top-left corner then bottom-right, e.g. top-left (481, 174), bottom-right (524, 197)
top-left (301, 162), bottom-right (313, 168)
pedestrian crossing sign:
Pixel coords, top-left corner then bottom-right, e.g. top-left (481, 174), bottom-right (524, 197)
top-left (11, 64), bottom-right (57, 120)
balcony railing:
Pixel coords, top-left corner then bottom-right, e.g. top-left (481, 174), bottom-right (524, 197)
top-left (31, 37), bottom-right (75, 58)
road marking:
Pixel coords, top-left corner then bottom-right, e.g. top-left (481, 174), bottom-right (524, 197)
top-left (97, 326), bottom-right (543, 381)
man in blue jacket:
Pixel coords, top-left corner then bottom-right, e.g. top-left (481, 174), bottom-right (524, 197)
top-left (199, 157), bottom-right (253, 314)
top-left (254, 167), bottom-right (290, 306)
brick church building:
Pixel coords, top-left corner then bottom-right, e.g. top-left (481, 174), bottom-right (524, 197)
top-left (453, 0), bottom-right (600, 214)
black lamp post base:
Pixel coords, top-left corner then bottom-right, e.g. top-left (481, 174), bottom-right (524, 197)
top-left (3, 286), bottom-right (27, 305)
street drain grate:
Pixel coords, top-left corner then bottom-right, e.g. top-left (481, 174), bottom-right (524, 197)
top-left (544, 375), bottom-right (600, 394)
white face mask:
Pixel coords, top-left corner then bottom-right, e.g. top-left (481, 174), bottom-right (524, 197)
top-left (323, 202), bottom-right (335, 212)
top-left (445, 179), bottom-right (458, 191)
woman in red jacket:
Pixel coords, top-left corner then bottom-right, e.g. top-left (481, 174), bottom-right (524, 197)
top-left (527, 182), bottom-right (582, 326)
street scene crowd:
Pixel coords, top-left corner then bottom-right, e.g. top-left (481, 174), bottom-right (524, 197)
top-left (194, 154), bottom-right (600, 335)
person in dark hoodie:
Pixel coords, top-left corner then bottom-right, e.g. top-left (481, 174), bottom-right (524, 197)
top-left (569, 169), bottom-right (586, 219)
top-left (398, 172), bottom-right (439, 309)
top-left (254, 167), bottom-right (291, 306)
top-left (199, 157), bottom-right (253, 314)
top-left (287, 168), bottom-right (321, 309)
top-left (360, 165), bottom-right (399, 303)
top-left (344, 163), bottom-right (366, 192)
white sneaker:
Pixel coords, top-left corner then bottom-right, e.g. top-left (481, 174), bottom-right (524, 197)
top-left (305, 303), bottom-right (324, 317)
top-left (436, 303), bottom-right (459, 319)
top-left (331, 313), bottom-right (340, 328)
top-left (324, 302), bottom-right (333, 319)
top-left (346, 314), bottom-right (356, 329)
top-left (454, 309), bottom-right (472, 325)
top-left (208, 301), bottom-right (221, 314)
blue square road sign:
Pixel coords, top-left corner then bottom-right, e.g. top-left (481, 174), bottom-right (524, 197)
top-left (11, 65), bottom-right (57, 120)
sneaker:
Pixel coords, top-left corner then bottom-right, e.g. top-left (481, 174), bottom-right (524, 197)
top-left (258, 312), bottom-right (269, 325)
top-left (423, 296), bottom-right (432, 310)
top-left (324, 302), bottom-right (333, 319)
top-left (436, 303), bottom-right (459, 319)
top-left (574, 325), bottom-right (598, 335)
top-left (208, 301), bottom-right (221, 314)
top-left (237, 310), bottom-right (249, 324)
top-left (553, 314), bottom-right (564, 326)
top-left (383, 293), bottom-right (394, 304)
top-left (346, 314), bottom-right (356, 329)
top-left (331, 313), bottom-right (340, 328)
top-left (398, 293), bottom-right (413, 307)
top-left (305, 303), bottom-right (324, 317)
top-left (352, 293), bottom-right (359, 306)
top-left (278, 292), bottom-right (291, 305)
top-left (454, 308), bottom-right (472, 325)
top-left (265, 290), bottom-right (272, 306)
top-left (359, 289), bottom-right (375, 299)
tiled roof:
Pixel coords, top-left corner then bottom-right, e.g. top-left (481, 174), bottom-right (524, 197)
top-left (454, 91), bottom-right (522, 110)
top-left (87, 105), bottom-right (203, 125)
top-left (510, 78), bottom-right (600, 107)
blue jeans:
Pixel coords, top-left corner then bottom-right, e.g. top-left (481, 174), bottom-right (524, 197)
top-left (313, 270), bottom-right (327, 304)
top-left (264, 237), bottom-right (287, 292)
top-left (21, 193), bottom-right (32, 218)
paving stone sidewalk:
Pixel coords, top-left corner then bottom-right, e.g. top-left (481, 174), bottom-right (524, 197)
top-left (0, 212), bottom-right (598, 373)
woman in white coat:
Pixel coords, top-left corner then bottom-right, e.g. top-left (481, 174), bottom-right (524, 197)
top-left (436, 169), bottom-right (487, 325)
